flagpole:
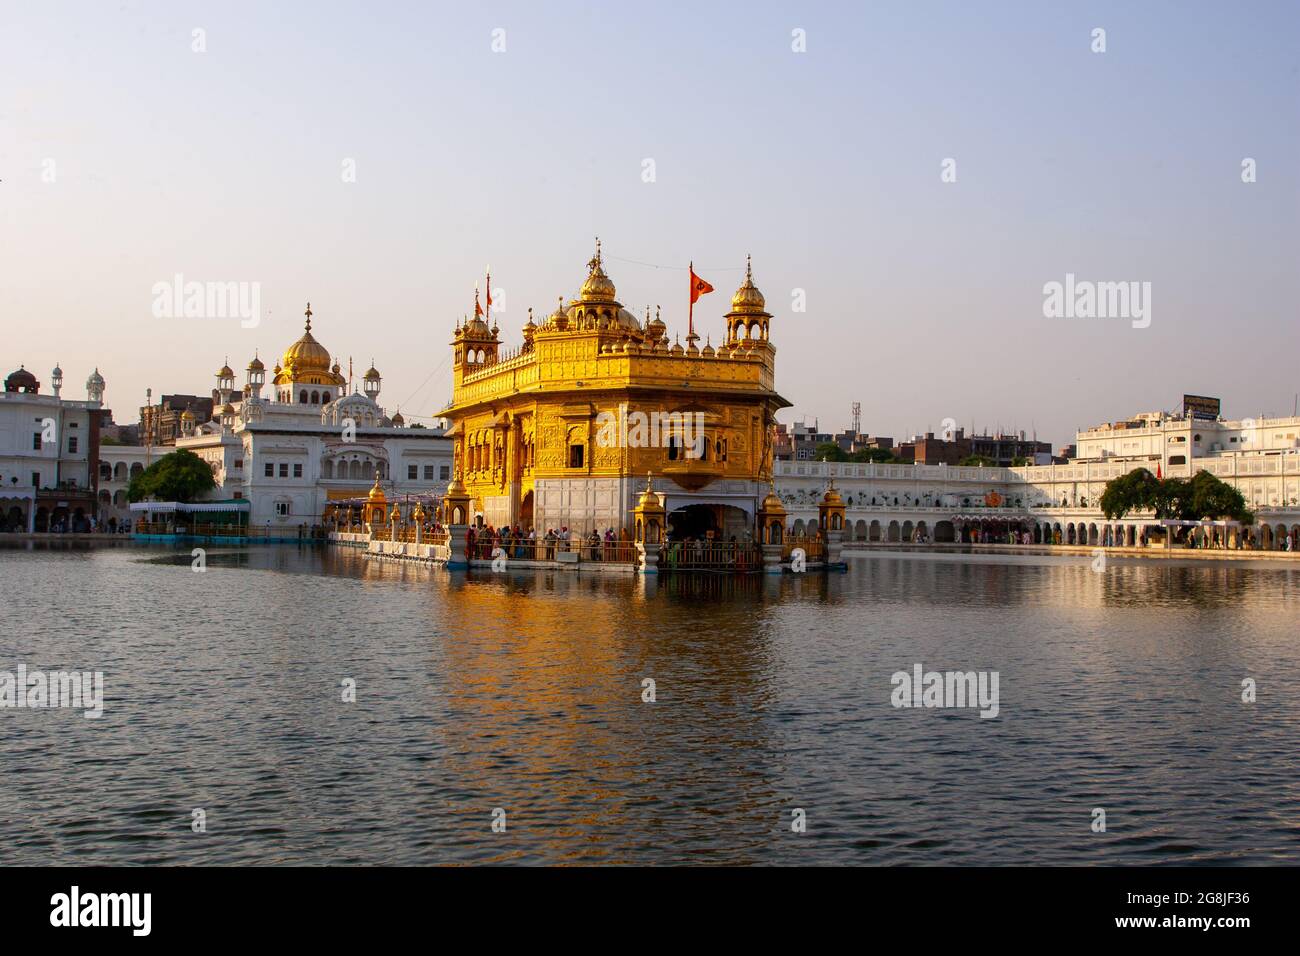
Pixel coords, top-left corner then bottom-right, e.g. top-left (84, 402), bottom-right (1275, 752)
top-left (688, 260), bottom-right (694, 339)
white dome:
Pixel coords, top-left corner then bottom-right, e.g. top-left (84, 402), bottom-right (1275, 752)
top-left (323, 390), bottom-right (382, 427)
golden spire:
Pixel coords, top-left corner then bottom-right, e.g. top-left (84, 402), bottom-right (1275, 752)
top-left (304, 301), bottom-right (313, 331)
top-left (581, 237), bottom-right (616, 302)
top-left (731, 256), bottom-right (766, 312)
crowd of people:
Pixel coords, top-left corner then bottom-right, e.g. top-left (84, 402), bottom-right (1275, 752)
top-left (466, 524), bottom-right (633, 562)
top-left (1, 512), bottom-right (132, 534)
top-left (661, 532), bottom-right (761, 569)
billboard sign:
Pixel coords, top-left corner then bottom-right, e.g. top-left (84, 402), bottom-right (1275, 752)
top-left (1182, 394), bottom-right (1221, 421)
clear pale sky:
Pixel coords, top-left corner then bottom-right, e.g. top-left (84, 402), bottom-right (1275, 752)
top-left (2, 0), bottom-right (1297, 449)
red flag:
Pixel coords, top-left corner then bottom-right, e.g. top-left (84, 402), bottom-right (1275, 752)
top-left (474, 287), bottom-right (484, 318)
top-left (688, 262), bottom-right (713, 337)
top-left (1156, 463), bottom-right (1162, 479)
top-left (689, 265), bottom-right (714, 304)
top-left (485, 269), bottom-right (492, 321)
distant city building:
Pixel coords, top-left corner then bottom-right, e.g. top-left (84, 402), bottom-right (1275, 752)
top-left (98, 406), bottom-right (139, 446)
top-left (0, 364), bottom-right (103, 531)
top-left (897, 429), bottom-right (1052, 467)
top-left (140, 393), bottom-right (214, 447)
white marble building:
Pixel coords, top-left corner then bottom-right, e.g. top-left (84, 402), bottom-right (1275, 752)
top-left (0, 365), bottom-right (102, 531)
top-left (775, 406), bottom-right (1300, 548)
top-left (168, 309), bottom-right (452, 529)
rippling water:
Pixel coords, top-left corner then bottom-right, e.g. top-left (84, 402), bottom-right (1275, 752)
top-left (1, 542), bottom-right (1298, 865)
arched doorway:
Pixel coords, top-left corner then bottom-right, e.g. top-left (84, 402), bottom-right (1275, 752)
top-left (519, 490), bottom-right (534, 530)
top-left (667, 503), bottom-right (749, 542)
top-left (669, 503), bottom-right (720, 540)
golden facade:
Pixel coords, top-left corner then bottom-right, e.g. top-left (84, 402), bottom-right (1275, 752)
top-left (439, 244), bottom-right (790, 537)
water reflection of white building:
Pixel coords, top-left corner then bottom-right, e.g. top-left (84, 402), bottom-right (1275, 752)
top-left (775, 409), bottom-right (1300, 549)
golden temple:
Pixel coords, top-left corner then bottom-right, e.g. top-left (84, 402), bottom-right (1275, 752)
top-left (439, 242), bottom-right (791, 541)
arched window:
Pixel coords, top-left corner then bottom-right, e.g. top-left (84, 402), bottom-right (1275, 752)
top-left (311, 391), bottom-right (320, 404)
top-left (299, 390), bottom-right (308, 403)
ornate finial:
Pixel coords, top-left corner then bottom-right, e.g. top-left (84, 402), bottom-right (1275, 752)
top-left (645, 471), bottom-right (654, 492)
top-left (746, 254), bottom-right (753, 280)
top-left (304, 301), bottom-right (312, 330)
top-left (655, 304), bottom-right (661, 321)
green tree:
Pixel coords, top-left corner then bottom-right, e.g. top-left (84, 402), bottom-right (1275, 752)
top-left (1100, 467), bottom-right (1159, 519)
top-left (850, 447), bottom-right (895, 463)
top-left (1100, 467), bottom-right (1252, 524)
top-left (1010, 455), bottom-right (1029, 467)
top-left (127, 449), bottom-right (217, 503)
top-left (1183, 469), bottom-right (1253, 523)
top-left (813, 442), bottom-right (848, 462)
top-left (958, 454), bottom-right (996, 467)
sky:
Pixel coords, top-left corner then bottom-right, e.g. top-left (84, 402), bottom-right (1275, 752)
top-left (2, 0), bottom-right (1297, 449)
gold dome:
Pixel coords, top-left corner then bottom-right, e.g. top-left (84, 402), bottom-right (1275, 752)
top-left (821, 479), bottom-right (844, 506)
top-left (247, 355), bottom-right (264, 371)
top-left (731, 255), bottom-right (766, 313)
top-left (579, 239), bottom-right (617, 302)
top-left (390, 409), bottom-right (405, 426)
top-left (761, 489), bottom-right (786, 513)
top-left (637, 473), bottom-right (663, 510)
top-left (282, 303), bottom-right (332, 372)
top-left (216, 361), bottom-right (234, 378)
top-left (363, 363), bottom-right (381, 381)
top-left (366, 472), bottom-right (387, 502)
top-left (548, 296), bottom-right (569, 330)
top-left (220, 402), bottom-right (235, 416)
top-left (180, 407), bottom-right (196, 422)
top-left (445, 474), bottom-right (467, 495)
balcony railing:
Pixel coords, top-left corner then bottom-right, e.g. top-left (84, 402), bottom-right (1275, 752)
top-left (661, 540), bottom-right (763, 571)
top-left (467, 534), bottom-right (636, 564)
